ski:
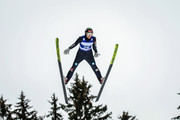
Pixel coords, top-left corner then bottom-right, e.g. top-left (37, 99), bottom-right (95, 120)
top-left (96, 44), bottom-right (119, 102)
top-left (56, 38), bottom-right (68, 104)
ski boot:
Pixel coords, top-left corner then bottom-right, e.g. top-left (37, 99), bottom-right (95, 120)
top-left (64, 76), bottom-right (68, 85)
top-left (99, 77), bottom-right (104, 84)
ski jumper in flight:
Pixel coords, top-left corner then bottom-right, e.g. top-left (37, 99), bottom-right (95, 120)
top-left (64, 27), bottom-right (104, 84)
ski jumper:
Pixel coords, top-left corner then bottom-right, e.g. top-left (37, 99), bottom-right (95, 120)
top-left (66, 35), bottom-right (102, 83)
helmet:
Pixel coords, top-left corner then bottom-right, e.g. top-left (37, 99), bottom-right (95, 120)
top-left (85, 27), bottom-right (93, 34)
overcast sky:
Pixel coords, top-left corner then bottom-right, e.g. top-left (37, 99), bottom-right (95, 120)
top-left (0, 0), bottom-right (180, 120)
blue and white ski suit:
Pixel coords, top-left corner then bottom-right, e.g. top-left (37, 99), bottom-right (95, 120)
top-left (66, 35), bottom-right (102, 82)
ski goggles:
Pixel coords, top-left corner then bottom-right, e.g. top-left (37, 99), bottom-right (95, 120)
top-left (87, 30), bottom-right (93, 33)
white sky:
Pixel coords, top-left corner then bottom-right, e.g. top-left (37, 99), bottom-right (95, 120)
top-left (0, 0), bottom-right (180, 119)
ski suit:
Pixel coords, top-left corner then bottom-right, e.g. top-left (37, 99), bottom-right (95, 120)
top-left (66, 35), bottom-right (102, 83)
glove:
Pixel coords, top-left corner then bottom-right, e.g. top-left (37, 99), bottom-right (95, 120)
top-left (64, 48), bottom-right (70, 55)
top-left (94, 53), bottom-right (100, 58)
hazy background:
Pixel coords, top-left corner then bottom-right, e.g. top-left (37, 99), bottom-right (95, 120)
top-left (0, 0), bottom-right (180, 119)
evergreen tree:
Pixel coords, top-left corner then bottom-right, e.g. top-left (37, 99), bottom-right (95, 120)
top-left (60, 74), bottom-right (112, 120)
top-left (172, 93), bottom-right (180, 120)
top-left (0, 95), bottom-right (13, 120)
top-left (47, 93), bottom-right (63, 120)
top-left (118, 111), bottom-right (137, 120)
top-left (38, 115), bottom-right (46, 120)
top-left (13, 91), bottom-right (38, 120)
